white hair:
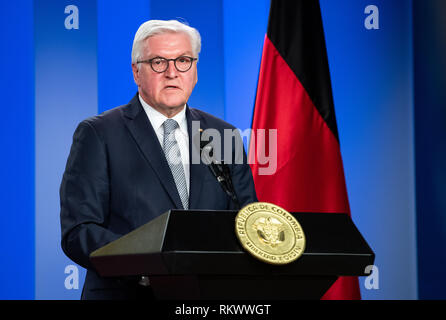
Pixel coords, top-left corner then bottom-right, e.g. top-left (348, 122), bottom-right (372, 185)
top-left (131, 19), bottom-right (201, 65)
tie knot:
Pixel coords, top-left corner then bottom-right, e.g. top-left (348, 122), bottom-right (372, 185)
top-left (163, 119), bottom-right (179, 135)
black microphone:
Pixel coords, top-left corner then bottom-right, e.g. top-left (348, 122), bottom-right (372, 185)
top-left (200, 142), bottom-right (241, 209)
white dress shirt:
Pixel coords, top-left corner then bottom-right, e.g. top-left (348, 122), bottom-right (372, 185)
top-left (139, 95), bottom-right (190, 195)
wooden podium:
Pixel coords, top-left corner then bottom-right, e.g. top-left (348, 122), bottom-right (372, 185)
top-left (90, 210), bottom-right (374, 299)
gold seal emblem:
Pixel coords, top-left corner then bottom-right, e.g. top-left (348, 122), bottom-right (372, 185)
top-left (235, 202), bottom-right (305, 265)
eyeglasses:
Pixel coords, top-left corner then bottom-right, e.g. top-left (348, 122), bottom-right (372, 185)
top-left (137, 56), bottom-right (198, 73)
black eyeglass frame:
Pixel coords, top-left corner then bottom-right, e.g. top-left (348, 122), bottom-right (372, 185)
top-left (136, 56), bottom-right (198, 73)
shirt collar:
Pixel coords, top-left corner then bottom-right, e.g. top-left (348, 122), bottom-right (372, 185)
top-left (139, 94), bottom-right (188, 135)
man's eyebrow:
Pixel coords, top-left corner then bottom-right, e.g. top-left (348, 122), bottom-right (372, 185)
top-left (148, 52), bottom-right (194, 59)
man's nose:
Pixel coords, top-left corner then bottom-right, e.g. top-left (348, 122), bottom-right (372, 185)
top-left (165, 60), bottom-right (178, 78)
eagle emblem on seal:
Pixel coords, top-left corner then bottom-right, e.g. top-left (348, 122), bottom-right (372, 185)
top-left (252, 216), bottom-right (285, 248)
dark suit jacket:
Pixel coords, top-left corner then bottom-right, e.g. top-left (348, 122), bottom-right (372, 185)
top-left (60, 94), bottom-right (257, 299)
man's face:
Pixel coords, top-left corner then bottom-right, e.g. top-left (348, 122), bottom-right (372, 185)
top-left (132, 32), bottom-right (198, 117)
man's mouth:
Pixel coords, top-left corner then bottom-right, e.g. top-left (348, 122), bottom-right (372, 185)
top-left (164, 85), bottom-right (180, 90)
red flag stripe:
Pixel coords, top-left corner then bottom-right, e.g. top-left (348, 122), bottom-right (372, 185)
top-left (250, 36), bottom-right (350, 214)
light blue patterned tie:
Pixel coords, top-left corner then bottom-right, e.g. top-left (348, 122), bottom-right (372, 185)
top-left (163, 119), bottom-right (189, 209)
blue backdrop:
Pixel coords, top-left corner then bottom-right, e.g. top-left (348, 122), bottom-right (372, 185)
top-left (0, 0), bottom-right (444, 300)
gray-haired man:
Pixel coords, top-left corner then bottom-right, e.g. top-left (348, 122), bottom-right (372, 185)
top-left (60, 19), bottom-right (257, 300)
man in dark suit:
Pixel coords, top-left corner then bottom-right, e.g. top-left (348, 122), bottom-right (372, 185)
top-left (60, 19), bottom-right (257, 300)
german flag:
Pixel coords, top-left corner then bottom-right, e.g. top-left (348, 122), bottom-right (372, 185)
top-left (249, 0), bottom-right (360, 299)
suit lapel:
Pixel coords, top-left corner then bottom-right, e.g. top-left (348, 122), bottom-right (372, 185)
top-left (122, 95), bottom-right (184, 209)
top-left (187, 107), bottom-right (208, 209)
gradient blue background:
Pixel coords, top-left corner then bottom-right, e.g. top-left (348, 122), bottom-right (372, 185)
top-left (0, 0), bottom-right (444, 300)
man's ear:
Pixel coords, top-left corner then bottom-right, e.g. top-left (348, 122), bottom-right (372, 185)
top-left (131, 63), bottom-right (139, 85)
